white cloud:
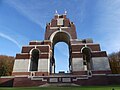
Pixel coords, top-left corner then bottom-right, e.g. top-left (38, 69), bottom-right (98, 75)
top-left (3, 0), bottom-right (51, 28)
top-left (88, 0), bottom-right (120, 54)
top-left (0, 32), bottom-right (21, 48)
top-left (0, 25), bottom-right (30, 49)
top-left (3, 0), bottom-right (120, 54)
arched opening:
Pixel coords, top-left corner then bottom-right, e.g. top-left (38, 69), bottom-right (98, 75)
top-left (54, 42), bottom-right (69, 73)
top-left (82, 47), bottom-right (92, 71)
top-left (50, 30), bottom-right (71, 74)
top-left (30, 49), bottom-right (39, 71)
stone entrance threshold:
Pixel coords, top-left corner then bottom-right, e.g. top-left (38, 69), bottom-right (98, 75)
top-left (0, 74), bottom-right (120, 87)
top-left (30, 74), bottom-right (88, 83)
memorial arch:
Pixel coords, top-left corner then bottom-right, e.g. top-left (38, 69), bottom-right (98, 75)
top-left (12, 13), bottom-right (111, 76)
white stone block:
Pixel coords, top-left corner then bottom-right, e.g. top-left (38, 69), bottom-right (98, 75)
top-left (49, 78), bottom-right (58, 82)
top-left (72, 58), bottom-right (84, 71)
top-left (38, 59), bottom-right (50, 72)
top-left (57, 18), bottom-right (63, 25)
top-left (92, 57), bottom-right (110, 70)
top-left (62, 78), bottom-right (71, 82)
top-left (13, 59), bottom-right (29, 72)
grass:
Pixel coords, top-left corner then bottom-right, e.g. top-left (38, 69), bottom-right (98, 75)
top-left (0, 86), bottom-right (120, 90)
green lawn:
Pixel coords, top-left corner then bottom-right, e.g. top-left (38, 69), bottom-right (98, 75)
top-left (0, 86), bottom-right (120, 90)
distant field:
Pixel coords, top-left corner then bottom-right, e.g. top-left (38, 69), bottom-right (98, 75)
top-left (0, 86), bottom-right (120, 90)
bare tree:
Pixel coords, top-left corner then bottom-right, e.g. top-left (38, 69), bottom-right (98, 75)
top-left (0, 55), bottom-right (15, 76)
top-left (109, 51), bottom-right (120, 74)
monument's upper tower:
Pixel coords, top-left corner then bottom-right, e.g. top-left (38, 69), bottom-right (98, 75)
top-left (45, 11), bottom-right (77, 41)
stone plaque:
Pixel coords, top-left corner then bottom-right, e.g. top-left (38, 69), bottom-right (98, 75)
top-left (49, 78), bottom-right (58, 82)
top-left (57, 18), bottom-right (63, 25)
top-left (62, 78), bottom-right (71, 82)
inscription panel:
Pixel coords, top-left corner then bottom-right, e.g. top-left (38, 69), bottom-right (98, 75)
top-left (49, 78), bottom-right (58, 82)
top-left (62, 78), bottom-right (71, 82)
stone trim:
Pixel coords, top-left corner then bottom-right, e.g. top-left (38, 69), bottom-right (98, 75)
top-left (72, 71), bottom-right (87, 75)
top-left (71, 44), bottom-right (100, 52)
top-left (92, 70), bottom-right (112, 74)
top-left (71, 51), bottom-right (107, 58)
top-left (71, 53), bottom-right (83, 58)
top-left (12, 72), bottom-right (49, 76)
top-left (12, 72), bottom-right (30, 76)
top-left (16, 53), bottom-right (49, 59)
top-left (16, 54), bottom-right (30, 59)
top-left (21, 45), bottom-right (50, 53)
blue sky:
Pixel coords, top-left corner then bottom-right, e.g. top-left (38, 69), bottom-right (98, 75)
top-left (0, 0), bottom-right (120, 72)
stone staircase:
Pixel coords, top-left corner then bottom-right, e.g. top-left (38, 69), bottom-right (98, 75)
top-left (29, 74), bottom-right (89, 86)
top-left (30, 74), bottom-right (89, 81)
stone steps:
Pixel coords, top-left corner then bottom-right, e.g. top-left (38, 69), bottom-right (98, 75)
top-left (39, 83), bottom-right (80, 87)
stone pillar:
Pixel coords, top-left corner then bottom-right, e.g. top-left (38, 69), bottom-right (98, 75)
top-left (52, 64), bottom-right (55, 74)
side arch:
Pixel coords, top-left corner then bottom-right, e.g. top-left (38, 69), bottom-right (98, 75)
top-left (29, 48), bottom-right (40, 71)
top-left (81, 46), bottom-right (92, 72)
top-left (29, 48), bottom-right (41, 54)
top-left (81, 46), bottom-right (92, 54)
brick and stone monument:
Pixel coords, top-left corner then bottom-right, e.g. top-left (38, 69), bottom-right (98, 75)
top-left (12, 12), bottom-right (111, 77)
top-left (3, 12), bottom-right (120, 87)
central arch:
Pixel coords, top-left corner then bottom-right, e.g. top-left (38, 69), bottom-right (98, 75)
top-left (54, 42), bottom-right (69, 73)
top-left (50, 30), bottom-right (71, 45)
top-left (50, 30), bottom-right (71, 74)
